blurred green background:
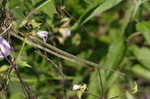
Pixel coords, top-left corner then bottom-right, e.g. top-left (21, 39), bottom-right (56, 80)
top-left (0, 0), bottom-right (150, 99)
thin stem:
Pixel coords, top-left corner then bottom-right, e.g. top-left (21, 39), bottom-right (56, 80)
top-left (16, 38), bottom-right (26, 60)
top-left (0, 24), bottom-right (12, 36)
top-left (58, 63), bottom-right (67, 99)
top-left (5, 57), bottom-right (36, 99)
top-left (97, 70), bottom-right (104, 99)
top-left (31, 36), bottom-right (125, 76)
top-left (36, 51), bottom-right (67, 98)
top-left (11, 32), bottom-right (125, 77)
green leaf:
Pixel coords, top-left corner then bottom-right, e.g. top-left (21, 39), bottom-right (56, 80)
top-left (106, 72), bottom-right (120, 89)
top-left (130, 46), bottom-right (150, 70)
top-left (131, 64), bottom-right (150, 81)
top-left (72, 0), bottom-right (123, 30)
top-left (16, 59), bottom-right (31, 68)
top-left (0, 65), bottom-right (9, 72)
top-left (108, 83), bottom-right (122, 99)
top-left (36, 0), bottom-right (56, 19)
top-left (103, 29), bottom-right (125, 69)
top-left (126, 91), bottom-right (135, 99)
top-left (82, 0), bottom-right (123, 24)
top-left (35, 0), bottom-right (56, 26)
top-left (103, 0), bottom-right (134, 78)
top-left (9, 82), bottom-right (25, 99)
top-left (88, 71), bottom-right (103, 99)
top-left (71, 0), bottom-right (103, 30)
top-left (136, 21), bottom-right (150, 45)
top-left (8, 0), bottom-right (26, 22)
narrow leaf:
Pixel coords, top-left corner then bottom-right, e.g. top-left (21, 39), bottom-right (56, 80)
top-left (36, 0), bottom-right (56, 19)
top-left (83, 0), bottom-right (123, 24)
top-left (136, 21), bottom-right (150, 45)
top-left (130, 46), bottom-right (150, 70)
top-left (131, 64), bottom-right (150, 81)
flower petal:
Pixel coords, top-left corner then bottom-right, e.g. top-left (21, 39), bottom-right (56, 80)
top-left (0, 37), bottom-right (11, 58)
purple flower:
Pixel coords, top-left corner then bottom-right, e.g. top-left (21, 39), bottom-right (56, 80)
top-left (0, 37), bottom-right (11, 58)
top-left (37, 31), bottom-right (48, 42)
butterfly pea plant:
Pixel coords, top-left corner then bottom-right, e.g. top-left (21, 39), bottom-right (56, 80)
top-left (0, 0), bottom-right (150, 99)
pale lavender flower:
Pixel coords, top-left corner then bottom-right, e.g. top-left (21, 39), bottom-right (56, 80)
top-left (0, 37), bottom-right (11, 58)
top-left (37, 31), bottom-right (48, 42)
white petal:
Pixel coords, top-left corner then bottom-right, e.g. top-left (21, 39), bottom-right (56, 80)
top-left (37, 31), bottom-right (48, 38)
top-left (72, 84), bottom-right (80, 90)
